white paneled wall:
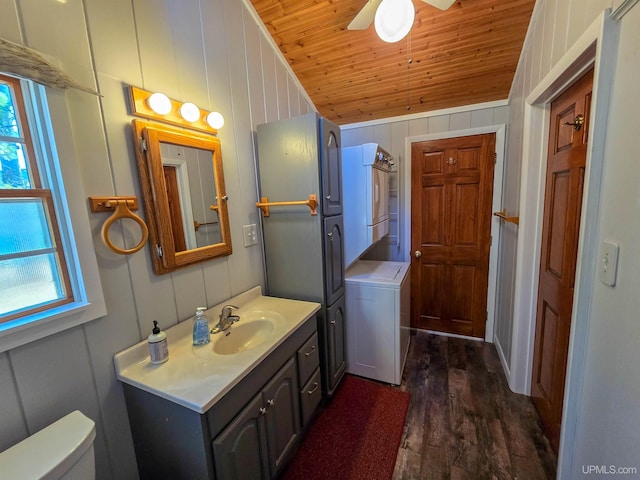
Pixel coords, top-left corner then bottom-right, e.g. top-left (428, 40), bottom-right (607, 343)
top-left (341, 103), bottom-right (509, 265)
top-left (0, 0), bottom-right (314, 478)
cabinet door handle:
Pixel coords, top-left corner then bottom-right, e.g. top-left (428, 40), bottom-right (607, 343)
top-left (267, 399), bottom-right (275, 407)
top-left (259, 407), bottom-right (267, 415)
top-left (305, 345), bottom-right (316, 357)
top-left (327, 232), bottom-right (333, 237)
top-left (325, 194), bottom-right (331, 200)
top-left (307, 383), bottom-right (319, 395)
top-left (330, 319), bottom-right (336, 325)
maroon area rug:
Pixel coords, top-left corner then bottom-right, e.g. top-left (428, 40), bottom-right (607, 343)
top-left (283, 374), bottom-right (411, 480)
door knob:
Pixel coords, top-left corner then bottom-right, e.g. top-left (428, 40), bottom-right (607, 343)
top-left (563, 114), bottom-right (584, 131)
top-left (414, 250), bottom-right (422, 259)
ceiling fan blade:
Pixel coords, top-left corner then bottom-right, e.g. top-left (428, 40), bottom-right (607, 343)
top-left (347, 0), bottom-right (383, 30)
top-left (422, 0), bottom-right (456, 10)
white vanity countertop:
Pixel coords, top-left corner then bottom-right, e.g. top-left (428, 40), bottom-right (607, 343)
top-left (113, 286), bottom-right (320, 414)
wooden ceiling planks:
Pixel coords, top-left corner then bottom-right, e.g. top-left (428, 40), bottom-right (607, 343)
top-left (250, 0), bottom-right (535, 125)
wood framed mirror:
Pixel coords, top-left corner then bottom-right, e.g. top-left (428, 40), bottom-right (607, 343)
top-left (132, 119), bottom-right (232, 274)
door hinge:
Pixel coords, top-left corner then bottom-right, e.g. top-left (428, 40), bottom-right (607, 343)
top-left (139, 137), bottom-right (148, 152)
top-left (494, 153), bottom-right (497, 164)
top-left (490, 235), bottom-right (493, 246)
top-left (156, 245), bottom-right (163, 257)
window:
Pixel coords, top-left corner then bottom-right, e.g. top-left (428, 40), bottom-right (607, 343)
top-left (0, 74), bottom-right (105, 350)
top-left (0, 74), bottom-right (73, 322)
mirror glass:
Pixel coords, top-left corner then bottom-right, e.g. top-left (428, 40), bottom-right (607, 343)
top-left (132, 120), bottom-right (232, 274)
top-left (160, 142), bottom-right (222, 250)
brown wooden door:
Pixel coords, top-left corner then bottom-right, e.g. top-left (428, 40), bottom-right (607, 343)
top-left (163, 165), bottom-right (187, 252)
top-left (411, 133), bottom-right (495, 338)
top-left (531, 68), bottom-right (593, 453)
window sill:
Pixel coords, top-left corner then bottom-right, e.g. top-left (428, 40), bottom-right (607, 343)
top-left (0, 299), bottom-right (106, 353)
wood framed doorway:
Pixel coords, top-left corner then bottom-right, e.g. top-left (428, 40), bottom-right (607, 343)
top-left (410, 133), bottom-right (496, 338)
top-left (530, 68), bottom-right (593, 452)
top-left (510, 12), bottom-right (618, 478)
top-left (403, 124), bottom-right (506, 343)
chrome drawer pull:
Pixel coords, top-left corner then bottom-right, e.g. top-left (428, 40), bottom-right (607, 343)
top-left (305, 345), bottom-right (316, 357)
top-left (259, 407), bottom-right (267, 415)
top-left (307, 383), bottom-right (319, 395)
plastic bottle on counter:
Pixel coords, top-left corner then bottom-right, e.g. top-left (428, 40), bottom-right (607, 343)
top-left (148, 320), bottom-right (169, 364)
top-left (192, 307), bottom-right (211, 346)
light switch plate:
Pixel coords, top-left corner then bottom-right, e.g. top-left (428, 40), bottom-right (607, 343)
top-left (242, 224), bottom-right (258, 247)
top-left (599, 240), bottom-right (619, 287)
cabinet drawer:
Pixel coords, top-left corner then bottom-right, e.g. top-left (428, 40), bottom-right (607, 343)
top-left (299, 368), bottom-right (322, 427)
top-left (297, 332), bottom-right (320, 386)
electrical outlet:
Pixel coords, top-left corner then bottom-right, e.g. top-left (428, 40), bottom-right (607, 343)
top-left (242, 224), bottom-right (258, 247)
top-left (599, 241), bottom-right (619, 287)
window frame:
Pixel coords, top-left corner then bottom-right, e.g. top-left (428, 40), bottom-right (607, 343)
top-left (0, 75), bottom-right (106, 352)
top-left (1, 74), bottom-right (75, 322)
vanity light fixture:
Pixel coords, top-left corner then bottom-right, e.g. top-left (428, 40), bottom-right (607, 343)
top-left (129, 85), bottom-right (224, 135)
top-left (147, 92), bottom-right (172, 115)
top-left (180, 102), bottom-right (200, 122)
top-left (207, 111), bottom-right (225, 129)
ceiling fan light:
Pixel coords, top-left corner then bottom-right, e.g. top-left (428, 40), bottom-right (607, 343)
top-left (374, 0), bottom-right (415, 43)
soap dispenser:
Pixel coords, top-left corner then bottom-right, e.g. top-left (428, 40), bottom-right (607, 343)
top-left (192, 307), bottom-right (210, 346)
top-left (148, 321), bottom-right (169, 364)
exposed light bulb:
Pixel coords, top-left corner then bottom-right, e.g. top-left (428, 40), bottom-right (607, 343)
top-left (180, 102), bottom-right (200, 122)
top-left (206, 112), bottom-right (225, 129)
top-left (374, 0), bottom-right (415, 43)
top-left (147, 92), bottom-right (172, 115)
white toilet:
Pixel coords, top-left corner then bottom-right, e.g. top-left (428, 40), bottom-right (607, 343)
top-left (0, 410), bottom-right (96, 480)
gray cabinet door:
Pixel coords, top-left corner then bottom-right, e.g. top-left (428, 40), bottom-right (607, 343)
top-left (323, 215), bottom-right (345, 306)
top-left (326, 295), bottom-right (347, 392)
top-left (213, 394), bottom-right (270, 480)
top-left (320, 117), bottom-right (342, 216)
top-left (263, 357), bottom-right (301, 477)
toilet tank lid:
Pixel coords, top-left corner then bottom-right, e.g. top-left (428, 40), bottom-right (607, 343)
top-left (0, 410), bottom-right (95, 479)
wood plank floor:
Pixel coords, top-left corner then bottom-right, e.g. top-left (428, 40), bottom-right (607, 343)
top-left (392, 330), bottom-right (557, 480)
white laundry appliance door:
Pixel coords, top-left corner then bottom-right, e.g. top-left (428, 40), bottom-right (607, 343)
top-left (345, 260), bottom-right (410, 385)
top-left (345, 282), bottom-right (397, 384)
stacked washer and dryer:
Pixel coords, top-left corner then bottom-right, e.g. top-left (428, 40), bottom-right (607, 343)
top-left (342, 143), bottom-right (411, 386)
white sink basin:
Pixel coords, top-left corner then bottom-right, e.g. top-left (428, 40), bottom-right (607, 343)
top-left (113, 287), bottom-right (321, 413)
top-left (213, 318), bottom-right (275, 355)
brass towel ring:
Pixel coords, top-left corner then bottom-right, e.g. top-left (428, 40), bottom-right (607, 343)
top-left (100, 200), bottom-right (148, 254)
top-left (89, 197), bottom-right (149, 255)
top-left (101, 200), bottom-right (149, 255)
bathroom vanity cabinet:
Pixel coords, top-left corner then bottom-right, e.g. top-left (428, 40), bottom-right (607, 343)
top-left (122, 316), bottom-right (321, 480)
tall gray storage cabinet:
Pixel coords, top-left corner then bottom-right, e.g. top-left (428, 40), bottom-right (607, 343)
top-left (257, 112), bottom-right (346, 396)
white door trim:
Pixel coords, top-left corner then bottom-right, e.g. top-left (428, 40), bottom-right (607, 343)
top-left (509, 10), bottom-right (619, 478)
top-left (403, 124), bottom-right (506, 343)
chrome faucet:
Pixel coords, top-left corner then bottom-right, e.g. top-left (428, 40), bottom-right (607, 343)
top-left (210, 304), bottom-right (240, 334)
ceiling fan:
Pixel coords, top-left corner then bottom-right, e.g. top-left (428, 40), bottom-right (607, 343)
top-left (348, 0), bottom-right (456, 43)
